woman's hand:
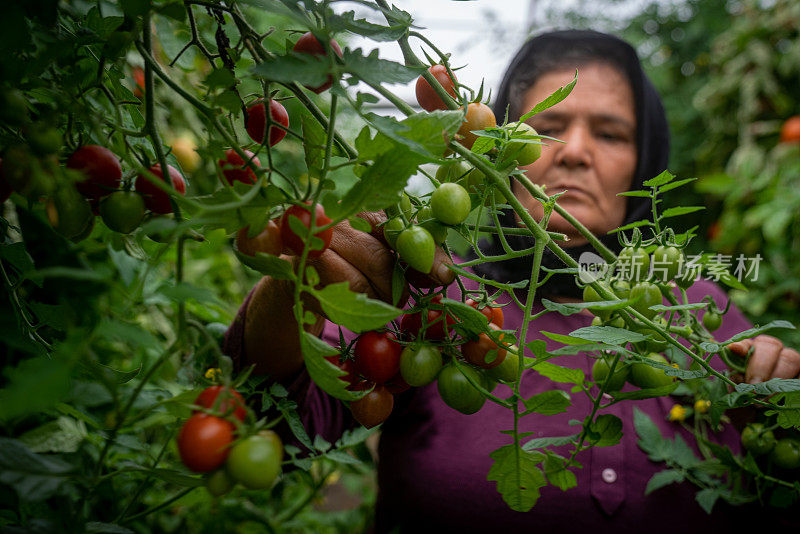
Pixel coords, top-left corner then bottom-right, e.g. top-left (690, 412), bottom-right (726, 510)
top-left (727, 335), bottom-right (800, 383)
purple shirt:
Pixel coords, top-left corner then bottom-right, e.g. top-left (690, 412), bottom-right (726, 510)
top-left (223, 277), bottom-right (790, 532)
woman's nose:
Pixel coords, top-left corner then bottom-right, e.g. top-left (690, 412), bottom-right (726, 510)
top-left (554, 123), bottom-right (592, 169)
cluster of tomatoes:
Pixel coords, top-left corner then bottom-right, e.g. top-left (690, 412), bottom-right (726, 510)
top-left (177, 385), bottom-right (284, 496)
top-left (326, 294), bottom-right (517, 428)
top-left (740, 422), bottom-right (800, 471)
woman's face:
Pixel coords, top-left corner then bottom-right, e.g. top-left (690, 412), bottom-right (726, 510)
top-left (513, 62), bottom-right (637, 246)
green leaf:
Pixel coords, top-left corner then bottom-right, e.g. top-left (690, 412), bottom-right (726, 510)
top-left (0, 242), bottom-right (35, 272)
top-left (720, 320), bottom-right (796, 345)
top-left (203, 68), bottom-right (236, 89)
top-left (311, 282), bottom-right (402, 333)
top-left (734, 378), bottom-right (800, 395)
top-left (518, 73), bottom-right (576, 121)
top-left (586, 414), bottom-right (622, 447)
top-left (487, 444), bottom-right (547, 512)
top-left (567, 325), bottom-right (648, 345)
top-left (327, 10), bottom-right (408, 41)
top-left (643, 169), bottom-right (675, 187)
top-left (539, 331), bottom-right (595, 346)
top-left (660, 206), bottom-right (705, 218)
top-left (644, 469), bottom-right (685, 494)
top-left (348, 216), bottom-right (372, 233)
top-left (342, 48), bottom-right (419, 86)
top-left (523, 390), bottom-right (571, 415)
top-left (658, 177), bottom-right (696, 194)
top-left (28, 302), bottom-right (69, 331)
top-left (531, 360), bottom-right (584, 385)
top-left (300, 332), bottom-right (360, 401)
top-left (253, 53), bottom-right (335, 89)
top-left (234, 249), bottom-right (295, 280)
top-left (618, 190), bottom-right (653, 198)
top-left (339, 147), bottom-right (422, 215)
top-left (522, 434), bottom-right (579, 451)
top-left (0, 438), bottom-right (73, 502)
top-left (543, 453), bottom-right (577, 491)
top-left (610, 383), bottom-right (679, 400)
top-left (0, 355), bottom-right (73, 423)
top-left (695, 488), bottom-right (720, 514)
top-left (302, 114), bottom-right (326, 178)
top-left (277, 399), bottom-right (313, 450)
top-left (19, 417), bottom-right (87, 453)
top-left (764, 391), bottom-right (800, 429)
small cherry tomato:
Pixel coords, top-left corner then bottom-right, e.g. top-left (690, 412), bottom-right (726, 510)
top-left (193, 385), bottom-right (247, 422)
top-left (66, 145), bottom-right (122, 200)
top-left (486, 347), bottom-right (520, 383)
top-left (353, 330), bottom-right (402, 384)
top-left (236, 219), bottom-right (283, 257)
top-left (382, 216), bottom-right (405, 249)
top-left (416, 206), bottom-right (448, 245)
top-left (629, 281), bottom-right (662, 319)
top-left (99, 191), bottom-right (145, 234)
top-left (592, 356), bottom-right (629, 392)
top-left (416, 64), bottom-right (458, 112)
top-left (430, 182), bottom-right (471, 226)
top-left (324, 355), bottom-right (358, 387)
top-left (396, 225), bottom-right (435, 274)
top-left (779, 116), bottom-right (800, 144)
top-left (399, 344), bottom-right (443, 386)
top-left (226, 431), bottom-right (284, 489)
top-left (292, 32), bottom-right (343, 93)
top-left (206, 469), bottom-right (235, 496)
top-left (741, 423), bottom-right (776, 457)
top-left (349, 385), bottom-right (394, 428)
top-left (771, 438), bottom-right (800, 469)
top-left (134, 164), bottom-right (186, 215)
top-left (456, 102), bottom-right (496, 150)
top-left (280, 202), bottom-right (333, 258)
top-left (384, 372), bottom-right (412, 395)
top-left (651, 245), bottom-right (683, 283)
top-left (465, 298), bottom-right (504, 328)
top-left (628, 352), bottom-right (674, 389)
top-left (617, 246), bottom-right (651, 282)
top-left (437, 363), bottom-right (486, 414)
top-left (219, 149), bottom-right (261, 186)
top-left (400, 305), bottom-right (450, 341)
top-left (702, 310), bottom-right (722, 332)
top-left (177, 414), bottom-right (234, 473)
top-left (46, 188), bottom-right (94, 241)
top-left (245, 99), bottom-right (289, 147)
top-left (501, 122), bottom-right (541, 166)
top-left (461, 323), bottom-right (506, 369)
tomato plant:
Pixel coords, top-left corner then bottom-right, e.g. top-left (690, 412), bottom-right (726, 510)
top-left (280, 203), bottom-right (333, 258)
top-left (99, 191), bottom-right (145, 234)
top-left (292, 32), bottom-right (343, 93)
top-left (46, 188), bottom-right (94, 240)
top-left (399, 344), bottom-right (442, 386)
top-left (177, 414), bottom-right (234, 473)
top-left (416, 64), bottom-right (458, 112)
top-left (740, 423), bottom-right (776, 456)
top-left (349, 385), bottom-right (394, 428)
top-left (353, 330), bottom-right (402, 384)
top-left (245, 99), bottom-right (289, 147)
top-left (134, 164), bottom-right (186, 215)
top-left (651, 245), bottom-right (682, 282)
top-left (703, 310), bottom-right (722, 332)
top-left (66, 145), bottom-right (122, 200)
top-left (400, 304), bottom-right (450, 341)
top-left (437, 363), bottom-right (486, 415)
top-left (194, 386), bottom-right (247, 422)
top-left (226, 431), bottom-right (284, 489)
top-left (416, 206), bottom-right (448, 245)
top-left (206, 469), bottom-right (235, 497)
top-left (617, 246), bottom-right (651, 282)
top-left (592, 356), bottom-right (629, 392)
top-left (455, 102), bottom-right (496, 150)
top-left (218, 149), bottom-right (261, 186)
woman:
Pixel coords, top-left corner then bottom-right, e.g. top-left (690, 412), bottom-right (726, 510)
top-left (224, 30), bottom-right (799, 532)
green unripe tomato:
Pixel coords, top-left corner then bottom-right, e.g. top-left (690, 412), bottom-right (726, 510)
top-left (383, 216), bottom-right (405, 249)
top-left (385, 192), bottom-right (413, 219)
top-left (46, 188), bottom-right (94, 240)
top-left (100, 191), bottom-right (145, 234)
top-left (486, 346), bottom-right (520, 383)
top-left (676, 265), bottom-right (701, 289)
top-left (396, 225), bottom-right (435, 274)
top-left (430, 182), bottom-right (471, 225)
top-left (651, 245), bottom-right (683, 282)
top-left (702, 310), bottom-right (722, 332)
top-left (206, 469), bottom-right (235, 496)
top-left (417, 206), bottom-right (448, 245)
top-left (399, 344), bottom-right (443, 386)
top-left (435, 160), bottom-right (472, 183)
top-left (437, 363), bottom-right (486, 415)
top-left (617, 246), bottom-right (651, 282)
top-left (583, 283), bottom-right (612, 320)
top-left (771, 438), bottom-right (800, 469)
top-left (629, 282), bottom-right (662, 319)
top-left (629, 352), bottom-right (675, 389)
top-left (610, 278), bottom-right (631, 300)
top-left (740, 423), bottom-right (776, 457)
top-left (501, 122), bottom-right (541, 166)
top-left (592, 357), bottom-right (629, 392)
top-left (226, 431), bottom-right (283, 490)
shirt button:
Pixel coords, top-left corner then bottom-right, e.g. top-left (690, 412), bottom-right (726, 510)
top-left (601, 468), bottom-right (617, 484)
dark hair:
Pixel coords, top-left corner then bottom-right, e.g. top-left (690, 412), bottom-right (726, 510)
top-left (473, 30), bottom-right (670, 300)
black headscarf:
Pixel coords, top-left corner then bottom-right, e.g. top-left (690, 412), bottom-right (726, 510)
top-left (473, 30), bottom-right (670, 299)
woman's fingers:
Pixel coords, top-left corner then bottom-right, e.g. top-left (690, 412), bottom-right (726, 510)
top-left (772, 346), bottom-right (800, 379)
top-left (728, 335), bottom-right (789, 383)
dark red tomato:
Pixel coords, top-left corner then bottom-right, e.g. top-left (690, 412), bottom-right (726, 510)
top-left (280, 202), bottom-right (333, 258)
top-left (457, 102), bottom-right (497, 150)
top-left (193, 386), bottom-right (247, 422)
top-left (349, 385), bottom-right (394, 428)
top-left (236, 219), bottom-right (283, 257)
top-left (401, 308), bottom-right (448, 340)
top-left (134, 164), bottom-right (186, 214)
top-left (292, 32), bottom-right (344, 93)
top-left (384, 372), bottom-right (411, 394)
top-left (353, 330), bottom-right (402, 384)
top-left (325, 355), bottom-right (358, 386)
top-left (465, 299), bottom-right (504, 328)
top-left (67, 145), bottom-right (122, 200)
top-left (176, 413), bottom-right (234, 473)
top-left (245, 99), bottom-right (289, 147)
top-left (219, 149), bottom-right (261, 186)
top-left (780, 116), bottom-right (800, 144)
top-left (416, 65), bottom-right (457, 112)
top-left (0, 158), bottom-right (11, 202)
top-left (132, 66), bottom-right (145, 99)
top-left (461, 323), bottom-right (506, 369)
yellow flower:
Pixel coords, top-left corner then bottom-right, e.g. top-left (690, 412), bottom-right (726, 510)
top-left (668, 404), bottom-right (688, 422)
top-left (204, 367), bottom-right (222, 381)
top-left (694, 399), bottom-right (711, 414)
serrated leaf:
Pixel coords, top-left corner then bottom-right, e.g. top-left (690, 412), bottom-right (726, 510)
top-left (531, 360), bottom-right (584, 385)
top-left (695, 488), bottom-right (720, 514)
top-left (19, 417), bottom-right (87, 453)
top-left (327, 10), bottom-right (408, 41)
top-left (348, 216), bottom-right (372, 233)
top-left (734, 378), bottom-right (800, 395)
top-left (660, 206), bottom-right (705, 218)
top-left (0, 242), bottom-right (35, 273)
top-left (277, 399), bottom-right (313, 450)
top-left (0, 438), bottom-right (73, 501)
top-left (311, 282), bottom-right (402, 333)
top-left (540, 331), bottom-right (595, 346)
top-left (343, 48), bottom-right (419, 86)
top-left (721, 320), bottom-right (796, 345)
top-left (643, 169), bottom-right (675, 187)
top-left (644, 469), bottom-right (685, 494)
top-left (302, 115), bottom-right (326, 178)
top-left (487, 444), bottom-right (547, 512)
top-left (658, 177), bottom-right (696, 194)
top-left (567, 325), bottom-right (648, 345)
top-left (522, 434), bottom-right (579, 451)
top-left (339, 147), bottom-right (422, 215)
top-left (618, 190), bottom-right (653, 198)
top-left (543, 453), bottom-right (577, 491)
top-left (522, 390), bottom-right (571, 415)
top-left (518, 73), bottom-right (576, 121)
top-left (587, 414), bottom-right (622, 447)
top-left (300, 331), bottom-right (360, 401)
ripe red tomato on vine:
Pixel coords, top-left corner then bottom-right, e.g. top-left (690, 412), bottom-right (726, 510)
top-left (292, 32), bottom-right (343, 93)
top-left (176, 413), bottom-right (234, 473)
top-left (465, 299), bottom-right (504, 328)
top-left (457, 102), bottom-right (497, 150)
top-left (134, 164), bottom-right (186, 214)
top-left (280, 202), bottom-right (333, 258)
top-left (66, 145), bottom-right (122, 200)
top-left (416, 64), bottom-right (457, 112)
top-left (461, 323), bottom-right (507, 369)
top-left (193, 385), bottom-right (247, 422)
top-left (353, 330), bottom-right (402, 384)
top-left (245, 99), bottom-right (289, 147)
top-left (218, 149), bottom-right (261, 186)
top-left (780, 115), bottom-right (800, 144)
top-left (236, 220), bottom-right (283, 257)
top-left (349, 385), bottom-right (394, 428)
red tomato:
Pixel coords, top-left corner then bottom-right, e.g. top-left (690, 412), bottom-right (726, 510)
top-left (292, 32), bottom-right (343, 93)
top-left (353, 330), bottom-right (402, 384)
top-left (236, 219), bottom-right (283, 257)
top-left (325, 355), bottom-right (358, 386)
top-left (218, 149), bottom-right (261, 186)
top-left (176, 414), bottom-right (234, 473)
top-left (415, 65), bottom-right (458, 112)
top-left (193, 386), bottom-right (247, 422)
top-left (245, 99), bottom-right (290, 147)
top-left (66, 145), bottom-right (122, 200)
top-left (461, 323), bottom-right (506, 369)
top-left (457, 102), bottom-right (497, 150)
top-left (465, 299), bottom-right (504, 328)
top-left (780, 116), bottom-right (800, 144)
top-left (280, 203), bottom-right (333, 258)
top-left (134, 164), bottom-right (186, 214)
top-left (349, 385), bottom-right (394, 428)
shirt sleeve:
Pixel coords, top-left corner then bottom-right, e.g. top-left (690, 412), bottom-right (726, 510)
top-left (221, 286), bottom-right (357, 453)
